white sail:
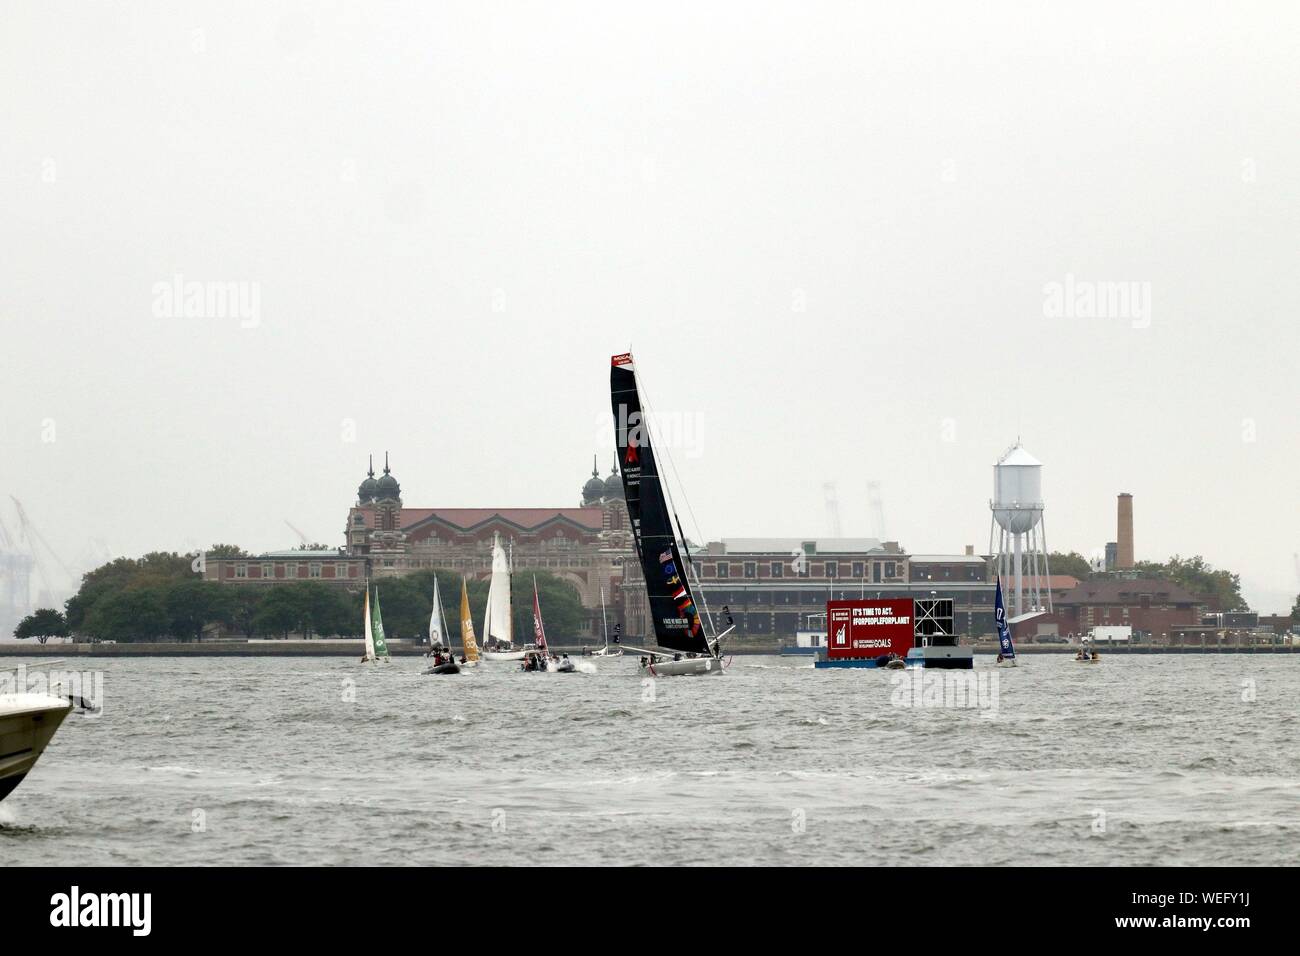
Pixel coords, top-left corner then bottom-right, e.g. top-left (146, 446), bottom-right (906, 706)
top-left (482, 532), bottom-right (513, 645)
top-left (363, 588), bottom-right (376, 662)
top-left (600, 587), bottom-right (609, 650)
top-left (429, 576), bottom-right (444, 648)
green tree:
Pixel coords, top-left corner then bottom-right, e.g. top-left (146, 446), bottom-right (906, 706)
top-left (1134, 555), bottom-right (1247, 611)
top-left (511, 572), bottom-right (586, 642)
top-left (254, 587), bottom-right (302, 639)
top-left (14, 608), bottom-right (69, 644)
top-left (84, 588), bottom-right (170, 642)
top-left (230, 587), bottom-right (263, 639)
top-left (207, 543), bottom-right (250, 559)
top-left (165, 580), bottom-right (236, 642)
top-left (66, 552), bottom-right (194, 633)
top-left (294, 582), bottom-right (352, 638)
top-left (1044, 551), bottom-right (1095, 580)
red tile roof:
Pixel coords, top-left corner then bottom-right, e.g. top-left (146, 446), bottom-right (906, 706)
top-left (1053, 578), bottom-right (1204, 605)
top-left (353, 507), bottom-right (604, 532)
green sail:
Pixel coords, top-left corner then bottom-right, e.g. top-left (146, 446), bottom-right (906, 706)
top-left (371, 588), bottom-right (391, 660)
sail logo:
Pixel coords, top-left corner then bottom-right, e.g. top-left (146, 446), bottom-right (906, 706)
top-left (659, 550), bottom-right (701, 635)
top-left (889, 670), bottom-right (999, 714)
top-left (50, 887), bottom-right (151, 936)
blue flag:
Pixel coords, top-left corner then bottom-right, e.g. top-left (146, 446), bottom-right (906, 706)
top-left (995, 577), bottom-right (1015, 659)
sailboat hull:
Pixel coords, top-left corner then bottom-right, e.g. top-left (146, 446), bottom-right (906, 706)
top-left (591, 647), bottom-right (623, 658)
top-left (641, 656), bottom-right (724, 677)
top-left (482, 650), bottom-right (526, 662)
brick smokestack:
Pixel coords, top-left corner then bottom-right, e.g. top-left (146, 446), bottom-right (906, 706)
top-left (1117, 493), bottom-right (1134, 568)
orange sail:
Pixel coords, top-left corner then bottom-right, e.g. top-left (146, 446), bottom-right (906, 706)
top-left (460, 577), bottom-right (480, 662)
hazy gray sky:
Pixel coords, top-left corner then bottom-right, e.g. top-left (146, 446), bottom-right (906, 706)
top-left (2, 1), bottom-right (1297, 611)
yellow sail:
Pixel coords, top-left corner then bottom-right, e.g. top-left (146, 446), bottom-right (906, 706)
top-left (460, 577), bottom-right (480, 662)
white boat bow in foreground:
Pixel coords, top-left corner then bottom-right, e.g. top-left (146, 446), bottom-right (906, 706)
top-left (0, 692), bottom-right (73, 803)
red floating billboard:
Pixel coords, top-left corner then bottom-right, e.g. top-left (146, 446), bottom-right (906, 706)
top-left (826, 599), bottom-right (915, 659)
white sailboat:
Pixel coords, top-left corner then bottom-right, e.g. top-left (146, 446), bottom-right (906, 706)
top-left (360, 587), bottom-right (391, 663)
top-left (361, 588), bottom-right (376, 663)
top-left (589, 587), bottom-right (623, 657)
top-left (427, 575), bottom-right (449, 652)
top-left (424, 575), bottom-right (464, 675)
top-left (481, 532), bottom-right (525, 661)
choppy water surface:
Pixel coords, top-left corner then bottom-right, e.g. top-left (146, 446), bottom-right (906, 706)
top-left (2, 654), bottom-right (1297, 865)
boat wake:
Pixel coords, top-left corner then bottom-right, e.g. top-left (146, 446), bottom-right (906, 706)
top-left (573, 661), bottom-right (598, 674)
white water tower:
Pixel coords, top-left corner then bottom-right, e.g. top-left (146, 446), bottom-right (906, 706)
top-left (989, 443), bottom-right (1053, 618)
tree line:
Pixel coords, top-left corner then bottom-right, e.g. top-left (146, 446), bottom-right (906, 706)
top-left (1043, 551), bottom-right (1249, 611)
top-left (13, 549), bottom-right (589, 643)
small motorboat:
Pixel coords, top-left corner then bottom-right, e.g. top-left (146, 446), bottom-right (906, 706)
top-left (553, 656), bottom-right (576, 673)
top-left (423, 659), bottom-right (461, 676)
top-left (0, 690), bottom-right (73, 803)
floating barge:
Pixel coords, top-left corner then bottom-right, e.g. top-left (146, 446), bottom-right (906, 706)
top-left (813, 597), bottom-right (973, 669)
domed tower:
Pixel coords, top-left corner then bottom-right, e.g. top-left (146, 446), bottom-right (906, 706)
top-left (599, 461), bottom-right (628, 533)
top-left (373, 452), bottom-right (402, 531)
top-left (581, 456), bottom-right (605, 506)
top-left (602, 463), bottom-right (624, 501)
top-left (357, 455), bottom-right (379, 504)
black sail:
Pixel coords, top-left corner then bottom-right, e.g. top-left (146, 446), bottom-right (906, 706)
top-left (610, 352), bottom-right (710, 654)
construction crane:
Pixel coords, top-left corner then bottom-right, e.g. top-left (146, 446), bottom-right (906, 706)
top-left (284, 519), bottom-right (325, 550)
top-left (9, 497), bottom-right (75, 609)
top-left (822, 482), bottom-right (842, 537)
top-left (867, 481), bottom-right (887, 541)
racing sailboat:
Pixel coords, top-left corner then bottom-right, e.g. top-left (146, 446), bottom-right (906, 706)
top-left (994, 576), bottom-right (1017, 667)
top-left (459, 577), bottom-right (480, 664)
top-left (428, 575), bottom-right (449, 653)
top-left (367, 587), bottom-right (391, 663)
top-left (590, 587), bottom-right (623, 657)
top-left (610, 351), bottom-right (728, 676)
top-left (481, 533), bottom-right (523, 661)
top-left (424, 575), bottom-right (462, 675)
top-left (361, 588), bottom-right (376, 662)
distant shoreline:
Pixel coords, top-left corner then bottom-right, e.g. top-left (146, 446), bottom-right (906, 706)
top-left (1, 641), bottom-right (1296, 658)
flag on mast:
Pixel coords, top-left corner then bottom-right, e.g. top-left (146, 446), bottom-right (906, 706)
top-left (532, 577), bottom-right (548, 652)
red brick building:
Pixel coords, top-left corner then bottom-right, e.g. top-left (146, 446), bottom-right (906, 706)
top-left (206, 456), bottom-right (640, 639)
top-left (1023, 577), bottom-right (1207, 642)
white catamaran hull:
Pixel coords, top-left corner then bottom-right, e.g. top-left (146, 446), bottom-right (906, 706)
top-left (591, 647), bottom-right (623, 657)
top-left (482, 650), bottom-right (526, 662)
top-left (0, 693), bottom-right (73, 803)
top-left (642, 656), bottom-right (724, 677)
